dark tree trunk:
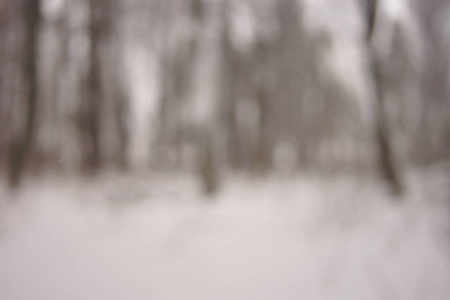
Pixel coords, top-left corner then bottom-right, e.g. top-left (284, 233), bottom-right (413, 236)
top-left (254, 86), bottom-right (271, 174)
top-left (198, 130), bottom-right (218, 196)
top-left (8, 0), bottom-right (41, 188)
top-left (252, 40), bottom-right (273, 174)
top-left (370, 52), bottom-right (404, 195)
top-left (80, 0), bottom-right (112, 173)
top-left (114, 85), bottom-right (129, 170)
top-left (219, 0), bottom-right (241, 170)
top-left (363, 0), bottom-right (404, 196)
top-left (191, 0), bottom-right (220, 195)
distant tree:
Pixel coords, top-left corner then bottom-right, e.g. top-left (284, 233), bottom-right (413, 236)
top-left (81, 0), bottom-right (124, 173)
top-left (252, 38), bottom-right (273, 174)
top-left (361, 0), bottom-right (404, 195)
top-left (8, 0), bottom-right (41, 187)
top-left (413, 0), bottom-right (450, 162)
top-left (218, 0), bottom-right (242, 171)
top-left (0, 0), bottom-right (13, 169)
top-left (78, 0), bottom-right (106, 173)
top-left (193, 0), bottom-right (220, 195)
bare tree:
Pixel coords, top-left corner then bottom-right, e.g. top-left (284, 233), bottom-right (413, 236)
top-left (193, 0), bottom-right (220, 195)
top-left (218, 0), bottom-right (242, 171)
top-left (81, 0), bottom-right (124, 173)
top-left (414, 0), bottom-right (450, 162)
top-left (7, 0), bottom-right (41, 187)
top-left (361, 0), bottom-right (404, 195)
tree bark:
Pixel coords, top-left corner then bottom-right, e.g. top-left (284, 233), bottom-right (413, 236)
top-left (8, 0), bottom-right (41, 188)
top-left (363, 0), bottom-right (404, 196)
top-left (80, 0), bottom-right (112, 173)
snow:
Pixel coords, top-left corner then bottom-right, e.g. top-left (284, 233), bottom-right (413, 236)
top-left (0, 171), bottom-right (449, 300)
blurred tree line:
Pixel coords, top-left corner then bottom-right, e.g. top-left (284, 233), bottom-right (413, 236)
top-left (0, 0), bottom-right (449, 195)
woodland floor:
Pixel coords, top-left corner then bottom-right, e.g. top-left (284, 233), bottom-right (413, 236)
top-left (0, 168), bottom-right (449, 300)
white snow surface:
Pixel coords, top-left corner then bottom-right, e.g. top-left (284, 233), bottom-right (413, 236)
top-left (0, 170), bottom-right (449, 300)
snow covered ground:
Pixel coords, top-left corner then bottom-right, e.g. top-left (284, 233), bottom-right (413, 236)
top-left (0, 169), bottom-right (449, 300)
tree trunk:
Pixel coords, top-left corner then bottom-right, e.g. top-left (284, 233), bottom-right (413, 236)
top-left (8, 0), bottom-right (41, 188)
top-left (370, 51), bottom-right (403, 195)
top-left (363, 0), bottom-right (404, 196)
top-left (80, 0), bottom-right (111, 173)
top-left (198, 130), bottom-right (218, 195)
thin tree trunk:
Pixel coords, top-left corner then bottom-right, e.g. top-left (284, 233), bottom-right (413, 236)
top-left (219, 0), bottom-right (241, 170)
top-left (192, 0), bottom-right (220, 195)
top-left (8, 0), bottom-right (41, 188)
top-left (198, 129), bottom-right (218, 195)
top-left (370, 51), bottom-right (403, 195)
top-left (80, 0), bottom-right (106, 173)
top-left (364, 0), bottom-right (403, 196)
top-left (252, 40), bottom-right (273, 174)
